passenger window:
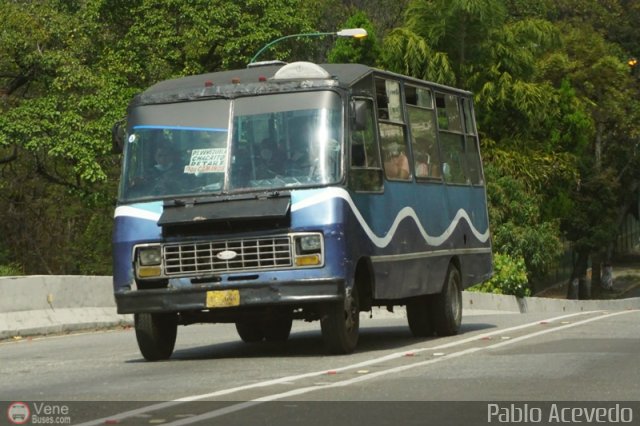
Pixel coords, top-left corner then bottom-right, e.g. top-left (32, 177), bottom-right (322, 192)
top-left (461, 98), bottom-right (476, 135)
top-left (465, 135), bottom-right (482, 184)
top-left (436, 94), bottom-right (483, 185)
top-left (350, 98), bottom-right (382, 191)
top-left (380, 123), bottom-right (411, 180)
top-left (439, 132), bottom-right (468, 184)
top-left (406, 86), bottom-right (433, 109)
top-left (376, 78), bottom-right (410, 181)
top-left (435, 93), bottom-right (463, 132)
top-left (407, 85), bottom-right (441, 180)
top-left (351, 99), bottom-right (380, 169)
top-left (375, 79), bottom-right (403, 122)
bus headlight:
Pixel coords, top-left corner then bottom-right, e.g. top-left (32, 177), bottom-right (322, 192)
top-left (294, 234), bottom-right (323, 267)
top-left (299, 234), bottom-right (322, 253)
top-left (136, 245), bottom-right (163, 278)
top-left (138, 246), bottom-right (162, 266)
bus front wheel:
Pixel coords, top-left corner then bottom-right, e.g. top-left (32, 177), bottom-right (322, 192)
top-left (235, 321), bottom-right (265, 342)
top-left (263, 315), bottom-right (293, 342)
top-left (432, 264), bottom-right (462, 336)
top-left (321, 286), bottom-right (359, 354)
top-left (134, 312), bottom-right (178, 361)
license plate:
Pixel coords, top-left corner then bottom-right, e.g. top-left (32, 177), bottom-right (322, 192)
top-left (206, 290), bottom-right (240, 308)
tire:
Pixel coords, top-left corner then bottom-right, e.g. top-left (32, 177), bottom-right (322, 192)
top-left (134, 313), bottom-right (178, 361)
top-left (263, 315), bottom-right (293, 342)
top-left (406, 295), bottom-right (435, 337)
top-left (321, 285), bottom-right (360, 354)
top-left (235, 321), bottom-right (265, 343)
top-left (432, 264), bottom-right (463, 336)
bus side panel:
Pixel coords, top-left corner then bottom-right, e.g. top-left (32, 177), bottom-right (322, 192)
top-left (350, 181), bottom-right (490, 300)
top-left (112, 203), bottom-right (163, 292)
top-left (445, 185), bottom-right (493, 288)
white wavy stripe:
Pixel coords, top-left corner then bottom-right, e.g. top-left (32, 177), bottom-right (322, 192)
top-left (292, 187), bottom-right (490, 248)
top-left (114, 206), bottom-right (161, 222)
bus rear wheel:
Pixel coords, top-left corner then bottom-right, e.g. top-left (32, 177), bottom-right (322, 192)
top-left (432, 264), bottom-right (462, 336)
top-left (321, 286), bottom-right (360, 354)
top-left (406, 295), bottom-right (435, 337)
top-left (134, 312), bottom-right (178, 361)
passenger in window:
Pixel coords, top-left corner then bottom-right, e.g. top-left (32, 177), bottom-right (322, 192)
top-left (415, 153), bottom-right (430, 178)
top-left (416, 161), bottom-right (429, 177)
top-left (384, 145), bottom-right (410, 179)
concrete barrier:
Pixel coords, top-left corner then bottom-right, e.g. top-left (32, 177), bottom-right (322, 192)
top-left (0, 276), bottom-right (638, 340)
top-left (0, 275), bottom-right (115, 312)
top-left (0, 276), bottom-right (131, 340)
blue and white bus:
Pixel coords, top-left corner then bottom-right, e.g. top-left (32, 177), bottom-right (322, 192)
top-left (112, 61), bottom-right (492, 360)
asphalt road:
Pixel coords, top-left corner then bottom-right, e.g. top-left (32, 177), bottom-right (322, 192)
top-left (1, 309), bottom-right (639, 425)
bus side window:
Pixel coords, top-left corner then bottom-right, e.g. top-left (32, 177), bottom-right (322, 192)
top-left (434, 94), bottom-right (484, 185)
top-left (380, 123), bottom-right (410, 180)
top-left (376, 78), bottom-right (411, 181)
top-left (349, 98), bottom-right (382, 192)
top-left (406, 85), bottom-right (441, 179)
top-left (462, 99), bottom-right (483, 185)
top-left (439, 132), bottom-right (468, 184)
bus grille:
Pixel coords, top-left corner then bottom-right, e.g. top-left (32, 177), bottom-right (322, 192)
top-left (163, 237), bottom-right (292, 276)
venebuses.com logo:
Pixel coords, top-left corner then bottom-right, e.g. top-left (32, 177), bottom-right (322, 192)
top-left (7, 402), bottom-right (30, 425)
top-left (6, 401), bottom-right (72, 425)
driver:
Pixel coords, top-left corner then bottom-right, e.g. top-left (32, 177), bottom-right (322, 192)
top-left (255, 138), bottom-right (284, 178)
top-left (131, 145), bottom-right (181, 194)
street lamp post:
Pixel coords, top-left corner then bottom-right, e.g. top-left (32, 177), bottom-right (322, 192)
top-left (249, 28), bottom-right (367, 64)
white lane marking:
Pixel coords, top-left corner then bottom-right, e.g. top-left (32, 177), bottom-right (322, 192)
top-left (162, 310), bottom-right (637, 425)
top-left (75, 310), bottom-right (601, 426)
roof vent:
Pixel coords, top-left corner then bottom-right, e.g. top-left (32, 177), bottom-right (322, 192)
top-left (273, 62), bottom-right (331, 80)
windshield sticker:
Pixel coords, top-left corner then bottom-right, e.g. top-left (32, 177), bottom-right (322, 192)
top-left (184, 148), bottom-right (227, 174)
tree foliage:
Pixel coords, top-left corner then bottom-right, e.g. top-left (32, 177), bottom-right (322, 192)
top-left (327, 11), bottom-right (380, 66)
top-left (0, 0), bottom-right (315, 274)
top-left (469, 252), bottom-right (530, 298)
top-left (378, 0), bottom-right (639, 295)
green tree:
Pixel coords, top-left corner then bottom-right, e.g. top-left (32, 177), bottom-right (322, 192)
top-left (469, 252), bottom-right (530, 298)
top-left (403, 0), bottom-right (508, 88)
top-left (485, 165), bottom-right (563, 285)
top-left (327, 11), bottom-right (380, 65)
top-left (0, 0), bottom-right (317, 274)
top-left (380, 0), bottom-right (573, 292)
top-left (538, 21), bottom-right (640, 296)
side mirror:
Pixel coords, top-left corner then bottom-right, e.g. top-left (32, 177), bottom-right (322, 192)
top-left (111, 119), bottom-right (126, 154)
top-left (352, 100), bottom-right (369, 132)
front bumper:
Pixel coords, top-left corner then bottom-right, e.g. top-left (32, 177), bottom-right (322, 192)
top-left (115, 278), bottom-right (344, 314)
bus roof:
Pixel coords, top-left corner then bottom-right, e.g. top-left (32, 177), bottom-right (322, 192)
top-left (132, 62), bottom-right (472, 107)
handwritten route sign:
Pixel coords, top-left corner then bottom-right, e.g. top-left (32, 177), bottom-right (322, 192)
top-left (184, 148), bottom-right (226, 174)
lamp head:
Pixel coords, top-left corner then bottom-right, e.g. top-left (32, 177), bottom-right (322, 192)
top-left (336, 28), bottom-right (368, 39)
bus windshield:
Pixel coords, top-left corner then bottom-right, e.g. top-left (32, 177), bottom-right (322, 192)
top-left (119, 91), bottom-right (343, 202)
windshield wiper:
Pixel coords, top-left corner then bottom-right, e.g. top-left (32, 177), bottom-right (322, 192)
top-left (193, 190), bottom-right (290, 205)
top-left (163, 191), bottom-right (290, 209)
top-left (164, 198), bottom-right (188, 207)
